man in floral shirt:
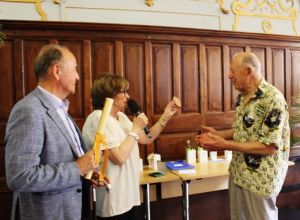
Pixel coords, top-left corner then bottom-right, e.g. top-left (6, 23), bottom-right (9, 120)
top-left (195, 52), bottom-right (289, 220)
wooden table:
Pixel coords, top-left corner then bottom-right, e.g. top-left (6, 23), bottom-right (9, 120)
top-left (140, 166), bottom-right (180, 220)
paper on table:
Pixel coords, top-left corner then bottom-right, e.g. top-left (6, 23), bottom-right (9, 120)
top-left (178, 169), bottom-right (196, 174)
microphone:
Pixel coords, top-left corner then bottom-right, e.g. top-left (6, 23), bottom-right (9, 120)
top-left (127, 99), bottom-right (152, 138)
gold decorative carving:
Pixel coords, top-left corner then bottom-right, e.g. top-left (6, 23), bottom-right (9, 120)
top-left (145, 0), bottom-right (154, 7)
top-left (232, 0), bottom-right (298, 35)
top-left (0, 0), bottom-right (47, 20)
top-left (218, 0), bottom-right (229, 14)
top-left (262, 20), bottom-right (272, 33)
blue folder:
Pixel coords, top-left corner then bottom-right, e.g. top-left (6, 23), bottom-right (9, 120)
top-left (165, 160), bottom-right (195, 170)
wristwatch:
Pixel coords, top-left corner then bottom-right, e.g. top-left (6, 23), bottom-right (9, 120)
top-left (128, 132), bottom-right (139, 141)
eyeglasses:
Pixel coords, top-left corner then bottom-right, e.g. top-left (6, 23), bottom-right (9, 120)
top-left (118, 90), bottom-right (128, 95)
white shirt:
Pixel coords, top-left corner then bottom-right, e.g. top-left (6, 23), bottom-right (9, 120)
top-left (38, 86), bottom-right (84, 156)
top-left (82, 110), bottom-right (141, 217)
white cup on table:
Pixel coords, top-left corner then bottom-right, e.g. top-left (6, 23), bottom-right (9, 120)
top-left (209, 151), bottom-right (218, 161)
top-left (224, 150), bottom-right (232, 160)
top-left (197, 148), bottom-right (208, 163)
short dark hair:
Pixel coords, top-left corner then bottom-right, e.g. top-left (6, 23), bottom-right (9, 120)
top-left (34, 44), bottom-right (65, 80)
top-left (92, 74), bottom-right (129, 110)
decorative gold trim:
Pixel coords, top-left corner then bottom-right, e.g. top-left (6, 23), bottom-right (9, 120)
top-left (262, 20), bottom-right (272, 33)
top-left (218, 0), bottom-right (229, 14)
top-left (231, 0), bottom-right (298, 35)
top-left (145, 0), bottom-right (154, 7)
top-left (0, 0), bottom-right (47, 20)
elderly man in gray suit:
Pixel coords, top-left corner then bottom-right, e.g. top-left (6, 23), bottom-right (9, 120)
top-left (5, 44), bottom-right (98, 220)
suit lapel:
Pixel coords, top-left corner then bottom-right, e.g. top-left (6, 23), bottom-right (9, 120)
top-left (32, 88), bottom-right (81, 158)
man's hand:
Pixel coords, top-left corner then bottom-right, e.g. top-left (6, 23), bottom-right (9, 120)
top-left (195, 133), bottom-right (227, 151)
top-left (201, 126), bottom-right (217, 135)
top-left (76, 150), bottom-right (96, 176)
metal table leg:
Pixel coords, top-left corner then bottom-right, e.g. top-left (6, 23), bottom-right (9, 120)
top-left (142, 184), bottom-right (151, 220)
top-left (182, 180), bottom-right (190, 220)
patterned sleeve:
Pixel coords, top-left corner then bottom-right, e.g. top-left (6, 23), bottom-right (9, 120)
top-left (258, 95), bottom-right (288, 149)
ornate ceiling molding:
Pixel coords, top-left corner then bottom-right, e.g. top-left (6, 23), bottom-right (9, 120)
top-left (145, 0), bottom-right (154, 7)
top-left (0, 0), bottom-right (47, 20)
top-left (231, 0), bottom-right (298, 35)
top-left (0, 0), bottom-right (61, 20)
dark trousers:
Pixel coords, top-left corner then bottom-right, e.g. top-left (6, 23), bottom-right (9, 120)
top-left (97, 206), bottom-right (139, 220)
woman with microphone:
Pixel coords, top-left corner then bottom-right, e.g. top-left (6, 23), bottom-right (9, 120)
top-left (82, 73), bottom-right (181, 220)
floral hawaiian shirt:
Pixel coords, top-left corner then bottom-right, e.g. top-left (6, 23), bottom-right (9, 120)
top-left (229, 79), bottom-right (290, 197)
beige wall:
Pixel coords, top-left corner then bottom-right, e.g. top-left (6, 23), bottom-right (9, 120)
top-left (0, 0), bottom-right (299, 36)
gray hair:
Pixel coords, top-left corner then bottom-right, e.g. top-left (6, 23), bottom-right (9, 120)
top-left (34, 44), bottom-right (67, 80)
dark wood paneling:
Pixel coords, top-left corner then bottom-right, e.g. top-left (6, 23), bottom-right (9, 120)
top-left (0, 147), bottom-right (5, 177)
top-left (229, 47), bottom-right (244, 110)
top-left (149, 190), bottom-right (230, 220)
top-left (153, 44), bottom-right (173, 114)
top-left (1, 20), bottom-right (300, 164)
top-left (251, 47), bottom-right (266, 78)
top-left (14, 39), bottom-right (25, 102)
top-left (0, 41), bottom-right (14, 121)
top-left (0, 190), bottom-right (12, 220)
top-left (291, 50), bottom-right (300, 102)
top-left (23, 41), bottom-right (45, 94)
top-left (82, 40), bottom-right (92, 119)
top-left (206, 46), bottom-right (222, 112)
top-left (61, 41), bottom-right (84, 119)
top-left (181, 45), bottom-right (199, 113)
top-left (272, 49), bottom-right (285, 95)
top-left (156, 131), bottom-right (199, 161)
top-left (93, 42), bottom-right (115, 76)
top-left (124, 43), bottom-right (145, 109)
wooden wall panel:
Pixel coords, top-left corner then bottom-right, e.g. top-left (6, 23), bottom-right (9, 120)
top-left (0, 42), bottom-right (14, 121)
top-left (61, 42), bottom-right (84, 119)
top-left (206, 46), bottom-right (223, 112)
top-left (251, 47), bottom-right (266, 78)
top-left (181, 45), bottom-right (199, 113)
top-left (82, 40), bottom-right (92, 119)
top-left (23, 41), bottom-right (45, 94)
top-left (156, 131), bottom-right (199, 161)
top-left (0, 147), bottom-right (5, 177)
top-left (272, 49), bottom-right (285, 95)
top-left (152, 44), bottom-right (173, 114)
top-left (291, 50), bottom-right (300, 105)
top-left (123, 43), bottom-right (145, 110)
top-left (93, 42), bottom-right (115, 76)
top-left (229, 47), bottom-right (244, 110)
top-left (0, 41), bottom-right (14, 162)
top-left (0, 21), bottom-right (300, 159)
top-left (14, 39), bottom-right (25, 101)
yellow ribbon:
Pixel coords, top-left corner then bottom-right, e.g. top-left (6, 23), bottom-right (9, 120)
top-left (93, 133), bottom-right (109, 182)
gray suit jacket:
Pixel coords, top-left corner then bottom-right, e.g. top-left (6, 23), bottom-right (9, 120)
top-left (5, 88), bottom-right (90, 220)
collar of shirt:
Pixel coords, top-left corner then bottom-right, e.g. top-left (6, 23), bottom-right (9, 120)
top-left (38, 85), bottom-right (70, 112)
top-left (237, 78), bottom-right (268, 105)
top-left (253, 78), bottom-right (267, 98)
